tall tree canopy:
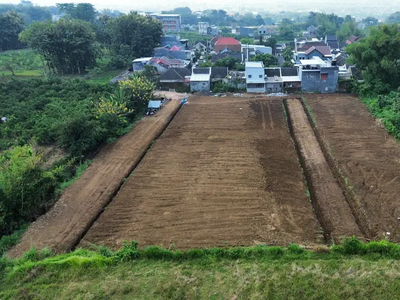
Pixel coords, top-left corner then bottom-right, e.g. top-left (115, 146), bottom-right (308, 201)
top-left (20, 19), bottom-right (98, 74)
top-left (347, 24), bottom-right (400, 94)
top-left (0, 2), bottom-right (51, 25)
top-left (250, 53), bottom-right (278, 67)
top-left (57, 3), bottom-right (96, 23)
top-left (105, 12), bottom-right (162, 65)
top-left (0, 11), bottom-right (25, 51)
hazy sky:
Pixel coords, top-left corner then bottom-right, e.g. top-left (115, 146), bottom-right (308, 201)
top-left (1, 0), bottom-right (400, 16)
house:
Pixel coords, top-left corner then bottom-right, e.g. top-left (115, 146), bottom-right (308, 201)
top-left (161, 35), bottom-right (184, 48)
top-left (150, 13), bottom-right (181, 32)
top-left (211, 67), bottom-right (228, 83)
top-left (303, 46), bottom-right (332, 61)
top-left (325, 34), bottom-right (339, 49)
top-left (265, 68), bottom-right (282, 93)
top-left (159, 67), bottom-right (191, 89)
top-left (153, 46), bottom-right (190, 60)
top-left (226, 70), bottom-right (246, 89)
top-left (193, 42), bottom-right (207, 53)
top-left (299, 57), bottom-right (339, 93)
top-left (241, 44), bottom-right (272, 61)
top-left (258, 25), bottom-right (266, 35)
top-left (199, 22), bottom-right (209, 35)
top-left (190, 67), bottom-right (211, 91)
top-left (149, 57), bottom-right (188, 74)
top-left (239, 26), bottom-right (256, 37)
top-left (132, 57), bottom-right (152, 71)
top-left (281, 67), bottom-right (301, 92)
top-left (346, 35), bottom-right (360, 45)
top-left (214, 37), bottom-right (241, 53)
top-left (245, 61), bottom-right (265, 93)
top-left (305, 25), bottom-right (317, 39)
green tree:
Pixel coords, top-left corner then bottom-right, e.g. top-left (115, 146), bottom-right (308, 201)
top-left (337, 21), bottom-right (363, 42)
top-left (347, 24), bottom-right (400, 94)
top-left (278, 18), bottom-right (295, 40)
top-left (20, 19), bottom-right (98, 75)
top-left (199, 61), bottom-right (212, 67)
top-left (387, 12), bottom-right (400, 24)
top-left (250, 53), bottom-right (278, 67)
top-left (0, 11), bottom-right (25, 51)
top-left (105, 12), bottom-right (162, 68)
top-left (265, 36), bottom-right (277, 54)
top-left (215, 56), bottom-right (241, 69)
top-left (240, 38), bottom-right (253, 44)
top-left (57, 3), bottom-right (96, 23)
top-left (282, 46), bottom-right (293, 65)
top-left (119, 76), bottom-right (154, 110)
top-left (363, 16), bottom-right (378, 26)
top-left (0, 146), bottom-right (60, 234)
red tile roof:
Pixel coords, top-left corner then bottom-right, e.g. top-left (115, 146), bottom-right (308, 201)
top-left (215, 37), bottom-right (240, 46)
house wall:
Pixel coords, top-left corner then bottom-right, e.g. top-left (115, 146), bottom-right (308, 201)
top-left (246, 83), bottom-right (265, 93)
top-left (305, 50), bottom-right (324, 60)
top-left (245, 65), bottom-right (266, 93)
top-left (191, 81), bottom-right (210, 92)
top-left (266, 82), bottom-right (282, 93)
top-left (301, 67), bottom-right (338, 93)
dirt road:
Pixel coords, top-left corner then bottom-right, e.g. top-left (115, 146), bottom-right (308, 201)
top-left (286, 99), bottom-right (363, 242)
top-left (9, 98), bottom-right (183, 257)
top-left (80, 96), bottom-right (320, 250)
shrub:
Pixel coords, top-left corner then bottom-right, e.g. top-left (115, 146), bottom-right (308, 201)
top-left (23, 247), bottom-right (39, 261)
top-left (97, 245), bottom-right (114, 258)
top-left (288, 243), bottom-right (305, 254)
top-left (116, 241), bottom-right (140, 261)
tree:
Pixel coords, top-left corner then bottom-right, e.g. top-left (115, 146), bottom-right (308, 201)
top-left (105, 12), bottom-right (162, 68)
top-left (119, 76), bottom-right (154, 110)
top-left (20, 19), bottom-right (98, 75)
top-left (57, 3), bottom-right (96, 23)
top-left (278, 18), bottom-right (295, 40)
top-left (265, 36), bottom-right (277, 54)
top-left (0, 11), bottom-right (25, 51)
top-left (215, 56), bottom-right (241, 70)
top-left (250, 53), bottom-right (278, 67)
top-left (387, 12), bottom-right (400, 24)
top-left (337, 21), bottom-right (363, 42)
top-left (0, 3), bottom-right (51, 25)
top-left (347, 24), bottom-right (400, 94)
top-left (282, 46), bottom-right (293, 65)
top-left (240, 38), bottom-right (253, 44)
top-left (362, 16), bottom-right (378, 27)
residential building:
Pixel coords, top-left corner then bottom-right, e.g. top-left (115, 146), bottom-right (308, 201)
top-left (245, 61), bottom-right (265, 93)
top-left (198, 22), bottom-right (209, 35)
top-left (211, 51), bottom-right (242, 63)
top-left (150, 13), bottom-right (181, 32)
top-left (325, 34), bottom-right (339, 49)
top-left (132, 57), bottom-right (152, 71)
top-left (210, 34), bottom-right (222, 50)
top-left (241, 44), bottom-right (272, 61)
top-left (190, 67), bottom-right (211, 91)
top-left (239, 26), bottom-right (256, 37)
top-left (258, 25), bottom-right (266, 35)
top-left (190, 67), bottom-right (228, 91)
top-left (161, 35), bottom-right (184, 48)
top-left (346, 35), bottom-right (360, 45)
top-left (303, 46), bottom-right (332, 60)
top-left (159, 67), bottom-right (191, 89)
top-left (214, 37), bottom-right (241, 53)
top-left (305, 25), bottom-right (317, 39)
top-left (299, 57), bottom-right (339, 93)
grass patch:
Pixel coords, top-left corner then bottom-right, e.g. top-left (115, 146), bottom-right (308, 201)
top-left (87, 69), bottom-right (125, 84)
top-left (0, 226), bottom-right (28, 257)
top-left (2, 237), bottom-right (400, 299)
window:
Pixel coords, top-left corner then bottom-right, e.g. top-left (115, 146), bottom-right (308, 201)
top-left (248, 75), bottom-right (252, 78)
top-left (321, 73), bottom-right (328, 80)
top-left (259, 75), bottom-right (262, 78)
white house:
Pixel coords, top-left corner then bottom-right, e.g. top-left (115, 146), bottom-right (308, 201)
top-left (258, 25), bottom-right (266, 35)
top-left (198, 22), bottom-right (209, 35)
top-left (245, 61), bottom-right (265, 93)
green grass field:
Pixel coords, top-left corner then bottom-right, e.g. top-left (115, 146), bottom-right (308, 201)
top-left (2, 238), bottom-right (400, 299)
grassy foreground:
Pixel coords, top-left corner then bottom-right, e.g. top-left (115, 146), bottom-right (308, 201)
top-left (2, 238), bottom-right (400, 299)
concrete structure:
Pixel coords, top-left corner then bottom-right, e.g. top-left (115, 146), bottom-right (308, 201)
top-left (299, 57), bottom-right (338, 93)
top-left (198, 22), bottom-right (209, 35)
top-left (239, 26), bottom-right (256, 37)
top-left (190, 68), bottom-right (211, 91)
top-left (245, 61), bottom-right (265, 93)
top-left (258, 25), bottom-right (266, 35)
top-left (214, 37), bottom-right (241, 53)
top-left (150, 14), bottom-right (181, 32)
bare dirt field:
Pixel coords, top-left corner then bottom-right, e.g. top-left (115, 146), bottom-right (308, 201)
top-left (305, 94), bottom-right (400, 242)
top-left (9, 97), bottom-right (183, 257)
top-left (286, 99), bottom-right (363, 242)
top-left (80, 96), bottom-right (321, 250)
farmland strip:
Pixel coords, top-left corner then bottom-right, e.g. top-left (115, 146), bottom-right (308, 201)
top-left (285, 99), bottom-right (363, 243)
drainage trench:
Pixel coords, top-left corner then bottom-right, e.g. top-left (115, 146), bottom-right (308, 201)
top-left (284, 98), bottom-right (364, 243)
top-left (299, 98), bottom-right (370, 239)
top-left (71, 103), bottom-right (184, 251)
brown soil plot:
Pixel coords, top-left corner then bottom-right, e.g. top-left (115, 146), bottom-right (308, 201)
top-left (9, 98), bottom-right (183, 257)
top-left (80, 96), bottom-right (321, 250)
top-left (305, 94), bottom-right (400, 242)
top-left (286, 99), bottom-right (363, 242)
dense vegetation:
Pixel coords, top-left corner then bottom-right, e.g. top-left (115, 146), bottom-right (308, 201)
top-left (0, 11), bottom-right (25, 51)
top-left (0, 77), bottom-right (154, 236)
top-left (2, 237), bottom-right (400, 298)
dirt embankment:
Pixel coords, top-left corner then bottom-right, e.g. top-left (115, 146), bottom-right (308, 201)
top-left (80, 96), bottom-right (320, 250)
top-left (305, 94), bottom-right (400, 242)
top-left (8, 97), bottom-right (183, 257)
top-left (286, 99), bottom-right (363, 242)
